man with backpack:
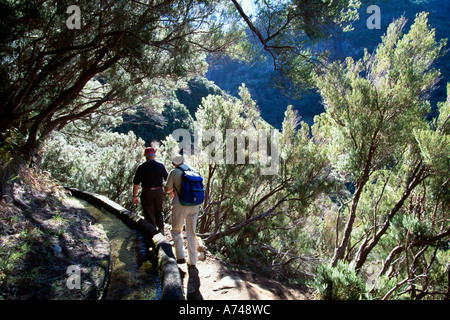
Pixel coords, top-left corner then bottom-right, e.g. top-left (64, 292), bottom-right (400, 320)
top-left (164, 154), bottom-right (205, 267)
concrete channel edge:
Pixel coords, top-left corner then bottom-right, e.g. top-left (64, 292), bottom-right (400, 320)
top-left (65, 187), bottom-right (184, 300)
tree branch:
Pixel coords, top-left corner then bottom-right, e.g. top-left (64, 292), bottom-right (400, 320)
top-left (203, 194), bottom-right (290, 245)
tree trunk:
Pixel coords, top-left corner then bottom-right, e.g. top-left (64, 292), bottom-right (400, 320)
top-left (353, 165), bottom-right (426, 271)
top-left (445, 263), bottom-right (450, 300)
top-left (330, 182), bottom-right (365, 267)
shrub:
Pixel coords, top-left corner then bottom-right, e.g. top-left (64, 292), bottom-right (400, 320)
top-left (312, 261), bottom-right (364, 300)
top-left (40, 119), bottom-right (145, 209)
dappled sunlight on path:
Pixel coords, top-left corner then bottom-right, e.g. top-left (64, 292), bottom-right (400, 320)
top-left (177, 252), bottom-right (310, 300)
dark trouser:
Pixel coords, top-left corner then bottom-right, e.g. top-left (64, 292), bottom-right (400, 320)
top-left (141, 188), bottom-right (164, 232)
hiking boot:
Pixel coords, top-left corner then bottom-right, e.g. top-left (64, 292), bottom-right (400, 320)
top-left (187, 263), bottom-right (196, 269)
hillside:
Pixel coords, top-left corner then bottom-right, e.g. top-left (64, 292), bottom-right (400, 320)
top-left (206, 0), bottom-right (450, 127)
top-left (115, 1), bottom-right (450, 141)
top-left (0, 168), bottom-right (110, 299)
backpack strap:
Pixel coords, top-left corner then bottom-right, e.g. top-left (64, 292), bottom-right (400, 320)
top-left (176, 164), bottom-right (191, 173)
top-left (173, 166), bottom-right (188, 196)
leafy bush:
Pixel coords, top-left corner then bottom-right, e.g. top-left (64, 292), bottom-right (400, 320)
top-left (40, 116), bottom-right (145, 209)
top-left (312, 261), bottom-right (364, 300)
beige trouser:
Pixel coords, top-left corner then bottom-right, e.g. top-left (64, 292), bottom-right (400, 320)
top-left (171, 203), bottom-right (199, 265)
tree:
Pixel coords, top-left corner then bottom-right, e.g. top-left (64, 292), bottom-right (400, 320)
top-left (158, 85), bottom-right (329, 274)
top-left (230, 0), bottom-right (363, 90)
top-left (313, 12), bottom-right (450, 299)
top-left (114, 95), bottom-right (195, 146)
top-left (0, 0), bottom-right (243, 161)
top-left (40, 111), bottom-right (145, 209)
top-left (0, 0), bottom-right (364, 197)
top-left (113, 77), bottom-right (223, 146)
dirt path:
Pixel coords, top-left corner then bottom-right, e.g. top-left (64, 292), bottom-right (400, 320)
top-left (177, 253), bottom-right (310, 300)
top-left (166, 232), bottom-right (311, 300)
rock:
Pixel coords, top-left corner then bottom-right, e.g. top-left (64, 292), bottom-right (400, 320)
top-left (213, 275), bottom-right (242, 291)
top-left (198, 251), bottom-right (206, 261)
top-left (53, 244), bottom-right (62, 255)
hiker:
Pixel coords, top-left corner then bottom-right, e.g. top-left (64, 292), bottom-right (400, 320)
top-left (164, 154), bottom-right (204, 267)
top-left (132, 147), bottom-right (168, 233)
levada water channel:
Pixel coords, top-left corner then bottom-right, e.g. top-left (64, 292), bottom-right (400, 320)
top-left (68, 197), bottom-right (162, 300)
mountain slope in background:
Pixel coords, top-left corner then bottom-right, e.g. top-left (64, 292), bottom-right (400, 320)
top-left (206, 0), bottom-right (450, 128)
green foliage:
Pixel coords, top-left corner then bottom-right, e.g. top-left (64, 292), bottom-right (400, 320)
top-left (396, 214), bottom-right (432, 242)
top-left (0, 0), bottom-right (245, 158)
top-left (312, 261), bottom-right (364, 300)
top-left (0, 128), bottom-right (26, 196)
top-left (40, 114), bottom-right (145, 209)
top-left (314, 12), bottom-right (446, 182)
top-left (176, 77), bottom-right (225, 119)
top-left (156, 84), bottom-right (329, 278)
top-left (114, 77), bottom-right (221, 145)
top-left (308, 12), bottom-right (450, 299)
top-left (236, 0), bottom-right (362, 86)
top-left (218, 234), bottom-right (272, 275)
top-left (413, 84), bottom-right (450, 203)
top-left (207, 1), bottom-right (450, 129)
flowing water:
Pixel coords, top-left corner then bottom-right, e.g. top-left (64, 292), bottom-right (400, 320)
top-left (71, 197), bottom-right (162, 300)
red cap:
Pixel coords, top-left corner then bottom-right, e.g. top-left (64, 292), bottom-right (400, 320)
top-left (144, 147), bottom-right (156, 155)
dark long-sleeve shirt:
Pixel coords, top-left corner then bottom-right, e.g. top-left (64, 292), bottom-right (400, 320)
top-left (133, 160), bottom-right (168, 188)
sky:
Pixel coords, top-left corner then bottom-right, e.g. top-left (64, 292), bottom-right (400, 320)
top-left (239, 0), bottom-right (257, 17)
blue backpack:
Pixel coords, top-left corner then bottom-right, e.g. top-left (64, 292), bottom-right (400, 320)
top-left (175, 166), bottom-right (205, 206)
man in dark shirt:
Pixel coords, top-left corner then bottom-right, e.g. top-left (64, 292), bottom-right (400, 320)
top-left (132, 147), bottom-right (168, 233)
